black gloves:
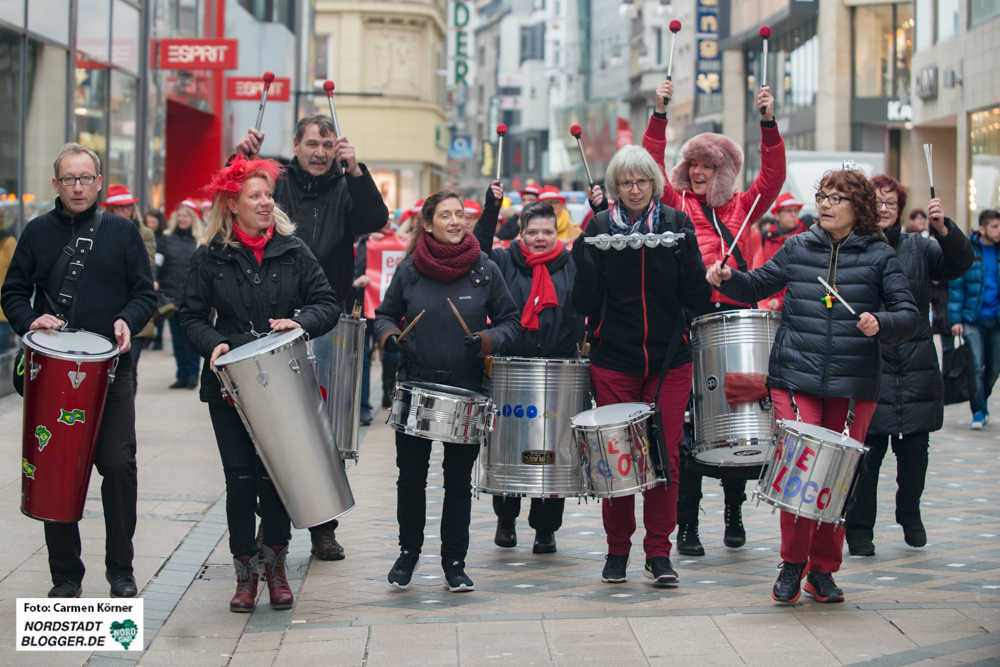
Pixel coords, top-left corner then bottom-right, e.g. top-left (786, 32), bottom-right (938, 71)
top-left (484, 182), bottom-right (498, 209)
top-left (571, 229), bottom-right (597, 273)
top-left (383, 334), bottom-right (405, 354)
top-left (464, 334), bottom-right (482, 355)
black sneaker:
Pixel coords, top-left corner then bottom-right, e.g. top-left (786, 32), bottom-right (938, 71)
top-left (185, 377), bottom-right (199, 390)
top-left (387, 550), bottom-right (420, 589)
top-left (443, 560), bottom-right (474, 592)
top-left (106, 572), bottom-right (138, 598)
top-left (644, 557), bottom-right (679, 585)
top-left (381, 391), bottom-right (392, 409)
top-left (494, 520), bottom-right (516, 548)
top-left (601, 554), bottom-right (629, 583)
top-left (847, 534), bottom-right (875, 557)
top-left (803, 572), bottom-right (844, 603)
top-left (48, 581), bottom-right (82, 598)
top-left (903, 521), bottom-right (927, 548)
top-left (676, 522), bottom-right (705, 556)
top-left (772, 560), bottom-right (808, 604)
top-left (533, 531), bottom-right (556, 554)
top-left (168, 380), bottom-right (187, 389)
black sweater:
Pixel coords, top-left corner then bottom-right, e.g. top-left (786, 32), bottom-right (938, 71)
top-left (1, 199), bottom-right (157, 370)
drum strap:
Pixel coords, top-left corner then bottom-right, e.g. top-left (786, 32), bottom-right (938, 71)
top-left (699, 203), bottom-right (748, 272)
top-left (786, 389), bottom-right (857, 435)
top-left (406, 363), bottom-right (483, 387)
top-left (42, 212), bottom-right (104, 321)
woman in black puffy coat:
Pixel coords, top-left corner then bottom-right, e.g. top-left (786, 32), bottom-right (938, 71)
top-left (845, 175), bottom-right (973, 557)
top-left (474, 186), bottom-right (585, 554)
top-left (159, 199), bottom-right (203, 389)
top-left (707, 167), bottom-right (919, 606)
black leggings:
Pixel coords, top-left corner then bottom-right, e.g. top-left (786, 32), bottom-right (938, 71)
top-left (676, 459), bottom-right (747, 525)
top-left (493, 496), bottom-right (564, 533)
top-left (209, 402), bottom-right (290, 557)
top-left (395, 432), bottom-right (480, 563)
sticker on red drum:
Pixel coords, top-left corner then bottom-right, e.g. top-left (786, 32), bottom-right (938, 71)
top-left (22, 459), bottom-right (36, 479)
top-left (34, 426), bottom-right (51, 451)
top-left (58, 409), bottom-right (85, 425)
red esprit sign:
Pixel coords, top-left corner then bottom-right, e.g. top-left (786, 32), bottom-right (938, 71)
top-left (156, 39), bottom-right (238, 69)
top-left (226, 77), bottom-right (291, 102)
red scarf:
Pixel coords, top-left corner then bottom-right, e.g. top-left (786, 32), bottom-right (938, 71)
top-left (520, 244), bottom-right (563, 331)
top-left (233, 223), bottom-right (274, 265)
top-left (412, 231), bottom-right (481, 283)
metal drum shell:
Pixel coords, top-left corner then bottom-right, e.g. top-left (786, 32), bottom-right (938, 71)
top-left (571, 403), bottom-right (662, 498)
top-left (389, 381), bottom-right (495, 445)
top-left (754, 420), bottom-right (867, 525)
top-left (479, 357), bottom-right (590, 498)
top-left (215, 330), bottom-right (356, 529)
top-left (311, 315), bottom-right (365, 460)
top-left (691, 310), bottom-right (781, 467)
top-left (20, 330), bottom-right (118, 523)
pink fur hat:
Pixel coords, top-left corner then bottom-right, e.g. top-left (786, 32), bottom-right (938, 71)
top-left (669, 132), bottom-right (743, 209)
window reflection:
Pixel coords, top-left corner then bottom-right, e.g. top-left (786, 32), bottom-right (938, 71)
top-left (24, 41), bottom-right (67, 226)
top-left (745, 20), bottom-right (818, 120)
top-left (853, 4), bottom-right (912, 99)
top-left (74, 63), bottom-right (108, 196)
top-left (970, 108), bottom-right (1000, 214)
top-left (108, 70), bottom-right (138, 194)
top-left (0, 27), bottom-right (20, 216)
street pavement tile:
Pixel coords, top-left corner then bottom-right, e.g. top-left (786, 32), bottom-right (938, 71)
top-left (835, 569), bottom-right (945, 586)
top-left (468, 557), bottom-right (578, 571)
top-left (365, 649), bottom-right (460, 667)
top-left (676, 576), bottom-right (769, 590)
top-left (933, 579), bottom-right (1000, 594)
top-left (557, 585), bottom-right (687, 604)
top-left (471, 577), bottom-right (587, 594)
top-left (898, 557), bottom-right (1000, 572)
top-left (365, 593), bottom-right (497, 609)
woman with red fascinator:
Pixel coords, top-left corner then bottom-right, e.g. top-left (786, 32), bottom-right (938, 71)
top-left (178, 156), bottom-right (339, 613)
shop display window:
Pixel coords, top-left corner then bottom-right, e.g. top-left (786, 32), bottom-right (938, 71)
top-left (108, 70), bottom-right (138, 194)
top-left (970, 107), bottom-right (1000, 214)
top-left (24, 40), bottom-right (67, 223)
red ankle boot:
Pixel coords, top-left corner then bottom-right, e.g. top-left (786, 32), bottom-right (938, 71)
top-left (229, 555), bottom-right (259, 613)
top-left (262, 545), bottom-right (293, 609)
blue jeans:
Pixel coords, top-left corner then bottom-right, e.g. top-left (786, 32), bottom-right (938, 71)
top-left (963, 319), bottom-right (1000, 414)
top-left (168, 314), bottom-right (201, 382)
top-left (361, 328), bottom-right (373, 411)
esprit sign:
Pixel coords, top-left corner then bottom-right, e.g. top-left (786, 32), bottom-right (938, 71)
top-left (157, 39), bottom-right (238, 69)
top-left (226, 77), bottom-right (291, 102)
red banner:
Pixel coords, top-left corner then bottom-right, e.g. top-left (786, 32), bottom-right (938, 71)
top-left (226, 77), bottom-right (291, 102)
top-left (364, 232), bottom-right (407, 319)
top-left (156, 39), bottom-right (238, 70)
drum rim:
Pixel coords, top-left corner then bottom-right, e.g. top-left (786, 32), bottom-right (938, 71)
top-left (777, 418), bottom-right (865, 450)
top-left (23, 329), bottom-right (119, 361)
top-left (691, 310), bottom-right (782, 327)
top-left (396, 380), bottom-right (491, 401)
top-left (491, 356), bottom-right (590, 366)
top-left (570, 402), bottom-right (652, 429)
top-left (214, 328), bottom-right (306, 367)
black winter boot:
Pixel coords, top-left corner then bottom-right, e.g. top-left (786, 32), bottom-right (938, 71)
top-left (723, 496), bottom-right (747, 548)
top-left (676, 521), bottom-right (705, 556)
top-left (494, 519), bottom-right (517, 548)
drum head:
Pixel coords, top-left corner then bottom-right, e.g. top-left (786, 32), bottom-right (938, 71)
top-left (779, 419), bottom-right (864, 450)
top-left (572, 402), bottom-right (651, 427)
top-left (215, 329), bottom-right (305, 366)
top-left (691, 309), bottom-right (782, 329)
top-left (24, 330), bottom-right (118, 360)
top-left (401, 380), bottom-right (488, 400)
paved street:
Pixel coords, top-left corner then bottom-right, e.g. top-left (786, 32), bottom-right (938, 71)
top-left (0, 341), bottom-right (999, 667)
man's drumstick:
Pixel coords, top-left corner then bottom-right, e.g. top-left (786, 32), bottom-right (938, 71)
top-left (397, 310), bottom-right (425, 341)
top-left (447, 298), bottom-right (474, 337)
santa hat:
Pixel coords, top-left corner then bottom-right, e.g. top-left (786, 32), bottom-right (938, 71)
top-left (537, 185), bottom-right (566, 204)
top-left (520, 184), bottom-right (541, 198)
top-left (669, 132), bottom-right (743, 209)
top-left (102, 184), bottom-right (137, 207)
top-left (463, 200), bottom-right (483, 217)
top-left (178, 198), bottom-right (201, 213)
top-left (199, 199), bottom-right (212, 211)
top-left (771, 192), bottom-right (803, 215)
top-left (400, 198), bottom-right (425, 223)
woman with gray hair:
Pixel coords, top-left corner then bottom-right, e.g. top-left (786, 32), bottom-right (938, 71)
top-left (572, 144), bottom-right (711, 586)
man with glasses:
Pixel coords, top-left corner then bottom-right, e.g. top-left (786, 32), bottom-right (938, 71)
top-left (950, 208), bottom-right (1000, 430)
top-left (1, 143), bottom-right (156, 598)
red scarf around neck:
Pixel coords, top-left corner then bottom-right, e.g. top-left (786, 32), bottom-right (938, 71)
top-left (233, 223), bottom-right (274, 265)
top-left (520, 244), bottom-right (563, 331)
top-left (412, 231), bottom-right (481, 283)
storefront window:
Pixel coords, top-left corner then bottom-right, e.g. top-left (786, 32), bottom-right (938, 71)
top-left (853, 5), bottom-right (912, 98)
top-left (0, 27), bottom-right (21, 233)
top-left (24, 41), bottom-right (67, 224)
top-left (0, 0), bottom-right (25, 28)
top-left (745, 20), bottom-right (818, 120)
top-left (74, 64), bottom-right (108, 189)
top-left (970, 0), bottom-right (1000, 27)
top-left (914, 0), bottom-right (931, 51)
top-left (112, 0), bottom-right (140, 74)
top-left (937, 0), bottom-right (959, 41)
top-left (78, 0), bottom-right (111, 62)
top-left (108, 70), bottom-right (137, 193)
top-left (970, 107), bottom-right (1000, 215)
top-left (27, 0), bottom-right (69, 44)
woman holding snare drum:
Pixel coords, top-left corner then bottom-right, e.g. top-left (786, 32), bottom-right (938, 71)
top-left (706, 167), bottom-right (919, 604)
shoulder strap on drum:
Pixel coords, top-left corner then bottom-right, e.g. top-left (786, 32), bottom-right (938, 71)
top-left (43, 211), bottom-right (104, 319)
top-left (276, 256), bottom-right (295, 319)
top-left (699, 202), bottom-right (748, 272)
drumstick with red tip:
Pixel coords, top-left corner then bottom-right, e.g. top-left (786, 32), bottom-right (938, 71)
top-left (664, 20), bottom-right (681, 105)
top-left (322, 80), bottom-right (349, 170)
top-left (570, 125), bottom-right (595, 186)
top-left (720, 193), bottom-right (761, 267)
top-left (495, 124), bottom-right (507, 181)
top-left (254, 72), bottom-right (275, 133)
top-left (759, 26), bottom-right (771, 116)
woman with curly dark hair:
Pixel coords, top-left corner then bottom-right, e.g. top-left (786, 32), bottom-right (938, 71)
top-left (706, 167), bottom-right (920, 605)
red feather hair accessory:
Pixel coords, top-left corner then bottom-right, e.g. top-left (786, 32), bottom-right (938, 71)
top-left (204, 155), bottom-right (284, 200)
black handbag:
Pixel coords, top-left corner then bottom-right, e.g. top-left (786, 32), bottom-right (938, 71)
top-left (943, 336), bottom-right (977, 405)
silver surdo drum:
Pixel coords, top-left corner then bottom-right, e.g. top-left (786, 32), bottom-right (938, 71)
top-left (755, 420), bottom-right (868, 525)
top-left (571, 403), bottom-right (662, 498)
top-left (389, 381), bottom-right (495, 445)
top-left (214, 329), bottom-right (356, 529)
top-left (691, 310), bottom-right (781, 467)
top-left (310, 314), bottom-right (365, 460)
top-left (478, 357), bottom-right (590, 498)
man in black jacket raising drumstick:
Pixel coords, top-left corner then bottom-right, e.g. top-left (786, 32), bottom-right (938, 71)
top-left (235, 115), bottom-right (389, 561)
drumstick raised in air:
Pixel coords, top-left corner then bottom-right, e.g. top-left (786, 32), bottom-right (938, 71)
top-left (720, 193), bottom-right (761, 267)
top-left (447, 298), bottom-right (474, 338)
top-left (397, 310), bottom-right (425, 341)
top-left (817, 276), bottom-right (858, 317)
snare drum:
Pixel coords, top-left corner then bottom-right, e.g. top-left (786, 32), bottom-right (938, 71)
top-left (214, 329), bottom-right (355, 529)
top-left (20, 329), bottom-right (119, 522)
top-left (754, 420), bottom-right (868, 524)
top-left (571, 403), bottom-right (662, 498)
top-left (389, 381), bottom-right (495, 445)
top-left (478, 357), bottom-right (590, 498)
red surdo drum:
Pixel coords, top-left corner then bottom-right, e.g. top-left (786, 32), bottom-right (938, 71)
top-left (20, 329), bottom-right (119, 522)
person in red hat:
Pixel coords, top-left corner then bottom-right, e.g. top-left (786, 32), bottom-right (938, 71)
top-left (103, 185), bottom-right (142, 225)
top-left (463, 199), bottom-right (483, 233)
top-left (520, 184), bottom-right (541, 205)
top-left (756, 193), bottom-right (807, 311)
top-left (538, 186), bottom-right (579, 240)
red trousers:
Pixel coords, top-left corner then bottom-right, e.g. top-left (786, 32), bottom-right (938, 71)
top-left (590, 362), bottom-right (691, 559)
top-left (771, 390), bottom-right (876, 573)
